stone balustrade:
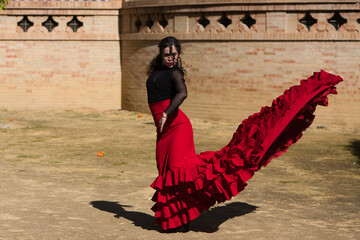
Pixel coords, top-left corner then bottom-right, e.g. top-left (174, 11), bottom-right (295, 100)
top-left (120, 2), bottom-right (360, 40)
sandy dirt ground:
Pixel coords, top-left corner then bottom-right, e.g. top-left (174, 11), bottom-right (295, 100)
top-left (0, 109), bottom-right (359, 240)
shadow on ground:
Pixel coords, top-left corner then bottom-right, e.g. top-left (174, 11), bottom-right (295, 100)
top-left (191, 202), bottom-right (258, 233)
top-left (90, 201), bottom-right (257, 233)
top-left (90, 201), bottom-right (157, 231)
top-left (347, 139), bottom-right (360, 164)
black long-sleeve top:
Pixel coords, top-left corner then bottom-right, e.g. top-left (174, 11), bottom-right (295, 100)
top-left (146, 66), bottom-right (187, 115)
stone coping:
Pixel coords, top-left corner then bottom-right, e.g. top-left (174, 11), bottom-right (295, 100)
top-left (5, 0), bottom-right (122, 9)
top-left (0, 33), bottom-right (119, 40)
top-left (2, 9), bottom-right (119, 15)
top-left (120, 32), bottom-right (360, 41)
top-left (3, 0), bottom-right (359, 11)
top-left (120, 4), bottom-right (360, 14)
top-left (3, 2), bottom-right (359, 14)
top-left (122, 0), bottom-right (359, 8)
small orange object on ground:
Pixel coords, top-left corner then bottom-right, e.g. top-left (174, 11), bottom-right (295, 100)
top-left (96, 151), bottom-right (105, 157)
top-left (138, 113), bottom-right (142, 118)
top-left (9, 117), bottom-right (13, 121)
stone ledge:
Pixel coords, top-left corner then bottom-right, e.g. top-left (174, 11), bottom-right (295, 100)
top-left (5, 0), bottom-right (360, 11)
top-left (6, 0), bottom-right (122, 9)
top-left (0, 33), bottom-right (120, 41)
top-left (122, 0), bottom-right (358, 8)
top-left (121, 3), bottom-right (360, 14)
top-left (2, 9), bottom-right (120, 16)
top-left (120, 32), bottom-right (360, 41)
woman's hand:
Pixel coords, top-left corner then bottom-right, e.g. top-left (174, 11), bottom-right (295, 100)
top-left (159, 112), bottom-right (168, 133)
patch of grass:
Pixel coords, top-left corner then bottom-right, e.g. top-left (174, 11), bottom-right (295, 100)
top-left (1, 108), bottom-right (8, 112)
top-left (110, 119), bottom-right (123, 122)
top-left (331, 144), bottom-right (348, 148)
top-left (29, 162), bottom-right (42, 165)
top-left (22, 121), bottom-right (51, 130)
top-left (6, 159), bottom-right (23, 162)
top-left (97, 175), bottom-right (118, 179)
top-left (113, 162), bottom-right (127, 166)
top-left (17, 154), bottom-right (41, 159)
top-left (65, 144), bottom-right (93, 150)
top-left (65, 110), bottom-right (100, 119)
top-left (280, 181), bottom-right (300, 184)
top-left (48, 161), bottom-right (63, 164)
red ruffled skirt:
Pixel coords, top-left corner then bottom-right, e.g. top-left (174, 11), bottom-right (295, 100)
top-left (149, 70), bottom-right (343, 230)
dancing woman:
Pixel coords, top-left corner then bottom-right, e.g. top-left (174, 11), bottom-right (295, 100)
top-left (146, 36), bottom-right (342, 232)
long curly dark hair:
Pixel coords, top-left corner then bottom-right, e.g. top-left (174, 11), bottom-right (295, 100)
top-left (146, 36), bottom-right (186, 76)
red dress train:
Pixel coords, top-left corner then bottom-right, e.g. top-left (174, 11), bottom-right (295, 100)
top-left (149, 70), bottom-right (343, 230)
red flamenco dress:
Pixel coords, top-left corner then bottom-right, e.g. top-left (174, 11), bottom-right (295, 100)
top-left (146, 67), bottom-right (342, 231)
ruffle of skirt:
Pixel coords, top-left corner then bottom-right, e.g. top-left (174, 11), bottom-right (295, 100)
top-left (151, 70), bottom-right (343, 230)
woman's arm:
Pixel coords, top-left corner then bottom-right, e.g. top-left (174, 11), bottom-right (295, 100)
top-left (164, 69), bottom-right (187, 115)
top-left (159, 69), bottom-right (187, 133)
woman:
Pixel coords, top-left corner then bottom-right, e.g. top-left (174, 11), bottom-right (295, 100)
top-left (146, 36), bottom-right (342, 232)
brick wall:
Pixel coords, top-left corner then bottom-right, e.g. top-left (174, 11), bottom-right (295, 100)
top-left (121, 40), bottom-right (359, 130)
top-left (0, 41), bottom-right (121, 109)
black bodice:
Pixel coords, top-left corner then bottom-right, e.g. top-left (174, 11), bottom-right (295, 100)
top-left (146, 66), bottom-right (187, 115)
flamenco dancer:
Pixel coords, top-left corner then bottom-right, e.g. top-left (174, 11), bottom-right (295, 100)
top-left (146, 37), bottom-right (342, 233)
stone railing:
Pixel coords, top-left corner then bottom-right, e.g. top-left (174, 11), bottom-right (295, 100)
top-left (6, 0), bottom-right (121, 8)
top-left (120, 1), bottom-right (360, 40)
top-left (0, 1), bottom-right (122, 40)
top-left (122, 0), bottom-right (357, 8)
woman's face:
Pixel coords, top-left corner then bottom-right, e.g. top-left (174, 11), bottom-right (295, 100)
top-left (162, 45), bottom-right (178, 68)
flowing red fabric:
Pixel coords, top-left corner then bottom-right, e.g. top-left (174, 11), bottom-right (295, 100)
top-left (149, 70), bottom-right (343, 230)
